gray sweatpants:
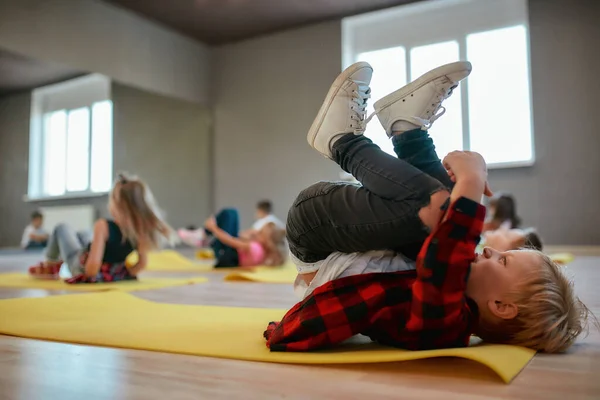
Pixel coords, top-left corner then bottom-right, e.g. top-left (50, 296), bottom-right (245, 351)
top-left (45, 223), bottom-right (93, 275)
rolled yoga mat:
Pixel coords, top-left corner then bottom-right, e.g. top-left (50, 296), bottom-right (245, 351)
top-left (0, 291), bottom-right (535, 383)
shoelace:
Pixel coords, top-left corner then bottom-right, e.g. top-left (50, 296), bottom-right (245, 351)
top-left (424, 83), bottom-right (457, 127)
top-left (363, 81), bottom-right (459, 130)
top-left (350, 84), bottom-right (371, 134)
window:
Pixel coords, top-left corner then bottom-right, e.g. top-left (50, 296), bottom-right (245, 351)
top-left (343, 0), bottom-right (534, 167)
top-left (28, 74), bottom-right (113, 200)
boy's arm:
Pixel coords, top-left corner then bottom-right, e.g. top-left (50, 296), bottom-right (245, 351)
top-left (405, 155), bottom-right (487, 349)
top-left (240, 229), bottom-right (258, 240)
top-left (204, 217), bottom-right (249, 252)
top-left (30, 232), bottom-right (49, 241)
top-left (209, 226), bottom-right (250, 251)
top-left (21, 226), bottom-right (33, 248)
top-left (84, 220), bottom-right (109, 277)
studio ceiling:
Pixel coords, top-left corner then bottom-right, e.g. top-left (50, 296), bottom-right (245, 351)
top-left (104, 0), bottom-right (419, 45)
top-left (0, 49), bottom-right (83, 96)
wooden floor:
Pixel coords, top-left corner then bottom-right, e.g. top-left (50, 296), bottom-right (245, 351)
top-left (0, 251), bottom-right (599, 399)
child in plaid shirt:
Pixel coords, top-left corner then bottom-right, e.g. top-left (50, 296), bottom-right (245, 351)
top-left (265, 62), bottom-right (590, 353)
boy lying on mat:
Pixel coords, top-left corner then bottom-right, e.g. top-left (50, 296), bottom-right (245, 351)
top-left (264, 61), bottom-right (592, 353)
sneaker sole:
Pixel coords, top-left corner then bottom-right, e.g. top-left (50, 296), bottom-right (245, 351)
top-left (373, 61), bottom-right (472, 112)
top-left (307, 61), bottom-right (373, 156)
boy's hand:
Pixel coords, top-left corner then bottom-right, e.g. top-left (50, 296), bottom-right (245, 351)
top-left (443, 151), bottom-right (493, 196)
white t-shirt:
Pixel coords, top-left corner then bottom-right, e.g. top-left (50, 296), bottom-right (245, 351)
top-left (292, 250), bottom-right (416, 299)
top-left (21, 224), bottom-right (48, 248)
top-left (252, 214), bottom-right (284, 231)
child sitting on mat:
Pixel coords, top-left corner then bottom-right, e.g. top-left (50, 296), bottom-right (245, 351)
top-left (204, 208), bottom-right (287, 268)
top-left (21, 210), bottom-right (49, 250)
top-left (264, 61), bottom-right (592, 353)
top-left (29, 173), bottom-right (174, 282)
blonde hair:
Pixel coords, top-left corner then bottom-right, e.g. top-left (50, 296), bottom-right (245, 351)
top-left (109, 173), bottom-right (174, 249)
top-left (475, 251), bottom-right (595, 353)
top-left (260, 222), bottom-right (288, 266)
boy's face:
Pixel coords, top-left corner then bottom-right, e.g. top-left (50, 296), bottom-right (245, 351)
top-left (255, 209), bottom-right (267, 220)
top-left (467, 247), bottom-right (541, 316)
top-left (32, 217), bottom-right (43, 229)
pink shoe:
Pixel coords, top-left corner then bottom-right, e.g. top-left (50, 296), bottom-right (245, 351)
top-left (178, 228), bottom-right (205, 247)
top-left (29, 261), bottom-right (62, 280)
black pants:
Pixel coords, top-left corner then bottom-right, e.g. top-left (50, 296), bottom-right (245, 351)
top-left (211, 208), bottom-right (241, 267)
top-left (287, 129), bottom-right (453, 263)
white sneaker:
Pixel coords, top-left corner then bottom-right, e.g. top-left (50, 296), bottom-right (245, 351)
top-left (374, 61), bottom-right (472, 137)
top-left (307, 62), bottom-right (373, 159)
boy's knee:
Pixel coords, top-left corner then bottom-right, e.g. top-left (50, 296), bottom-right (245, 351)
top-left (216, 208), bottom-right (239, 222)
top-left (54, 223), bottom-right (69, 233)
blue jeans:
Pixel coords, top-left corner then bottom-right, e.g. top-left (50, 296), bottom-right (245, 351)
top-left (45, 223), bottom-right (92, 275)
top-left (210, 208), bottom-right (240, 267)
top-left (287, 129), bottom-right (451, 263)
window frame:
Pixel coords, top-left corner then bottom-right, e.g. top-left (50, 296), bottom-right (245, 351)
top-left (27, 74), bottom-right (113, 201)
top-left (342, 0), bottom-right (535, 169)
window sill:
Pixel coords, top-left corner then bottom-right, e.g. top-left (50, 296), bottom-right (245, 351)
top-left (23, 192), bottom-right (109, 203)
top-left (487, 159), bottom-right (534, 169)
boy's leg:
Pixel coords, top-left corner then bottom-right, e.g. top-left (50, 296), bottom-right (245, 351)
top-left (45, 223), bottom-right (83, 262)
top-left (210, 208), bottom-right (241, 267)
top-left (310, 61), bottom-right (469, 200)
top-left (215, 208), bottom-right (240, 237)
top-left (289, 62), bottom-right (470, 263)
top-left (45, 223), bottom-right (85, 275)
top-left (373, 62), bottom-right (472, 188)
top-left (76, 230), bottom-right (92, 247)
top-left (392, 130), bottom-right (454, 189)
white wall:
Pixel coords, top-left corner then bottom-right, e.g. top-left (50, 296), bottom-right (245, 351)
top-left (0, 0), bottom-right (210, 104)
top-left (212, 1), bottom-right (600, 245)
top-left (212, 21), bottom-right (343, 228)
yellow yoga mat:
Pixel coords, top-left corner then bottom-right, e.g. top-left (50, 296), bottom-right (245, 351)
top-left (549, 253), bottom-right (575, 265)
top-left (224, 266), bottom-right (297, 283)
top-left (127, 250), bottom-right (213, 272)
top-left (0, 273), bottom-right (207, 292)
top-left (224, 261), bottom-right (297, 283)
top-left (0, 291), bottom-right (535, 383)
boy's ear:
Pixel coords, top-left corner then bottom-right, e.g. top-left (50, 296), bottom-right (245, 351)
top-left (488, 300), bottom-right (518, 320)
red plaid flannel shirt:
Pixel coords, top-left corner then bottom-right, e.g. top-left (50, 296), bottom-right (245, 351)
top-left (264, 197), bottom-right (486, 351)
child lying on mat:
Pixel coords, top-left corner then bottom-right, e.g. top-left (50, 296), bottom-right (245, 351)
top-left (178, 200), bottom-right (284, 247)
top-left (240, 200), bottom-right (285, 240)
top-left (480, 226), bottom-right (543, 252)
top-left (264, 61), bottom-right (592, 354)
top-left (29, 173), bottom-right (174, 283)
top-left (480, 191), bottom-right (544, 251)
top-left (484, 192), bottom-right (521, 232)
top-left (203, 208), bottom-right (287, 268)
